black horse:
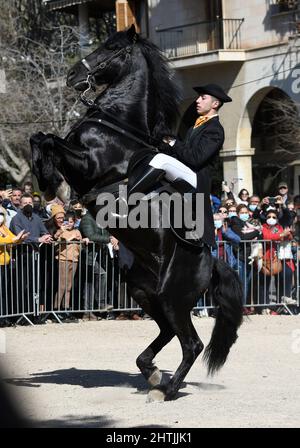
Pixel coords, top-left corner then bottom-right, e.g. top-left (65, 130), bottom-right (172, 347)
top-left (30, 25), bottom-right (243, 402)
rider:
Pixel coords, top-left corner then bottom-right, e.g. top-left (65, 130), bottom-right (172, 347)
top-left (128, 83), bottom-right (232, 247)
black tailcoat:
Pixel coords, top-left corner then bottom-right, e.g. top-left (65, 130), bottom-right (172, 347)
top-left (172, 116), bottom-right (224, 247)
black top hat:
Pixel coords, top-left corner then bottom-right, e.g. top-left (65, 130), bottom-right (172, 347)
top-left (193, 84), bottom-right (232, 102)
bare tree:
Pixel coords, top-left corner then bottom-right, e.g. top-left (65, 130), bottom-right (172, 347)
top-left (0, 25), bottom-right (85, 184)
top-left (261, 94), bottom-right (300, 164)
top-left (0, 0), bottom-right (114, 185)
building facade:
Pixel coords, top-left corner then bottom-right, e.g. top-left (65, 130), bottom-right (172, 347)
top-left (45, 0), bottom-right (300, 196)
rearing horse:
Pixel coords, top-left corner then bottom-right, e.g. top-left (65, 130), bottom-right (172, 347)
top-left (30, 25), bottom-right (243, 402)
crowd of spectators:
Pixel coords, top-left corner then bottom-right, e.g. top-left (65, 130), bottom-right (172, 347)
top-left (200, 179), bottom-right (300, 317)
top-left (0, 178), bottom-right (299, 325)
top-left (0, 181), bottom-right (142, 326)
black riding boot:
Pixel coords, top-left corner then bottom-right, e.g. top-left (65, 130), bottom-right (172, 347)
top-left (128, 166), bottom-right (165, 195)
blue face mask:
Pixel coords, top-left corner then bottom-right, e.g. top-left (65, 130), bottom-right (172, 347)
top-left (228, 211), bottom-right (237, 218)
top-left (239, 213), bottom-right (249, 222)
top-left (214, 220), bottom-right (223, 229)
top-left (249, 204), bottom-right (257, 211)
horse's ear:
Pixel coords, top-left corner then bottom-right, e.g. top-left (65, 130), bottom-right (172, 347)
top-left (127, 24), bottom-right (138, 43)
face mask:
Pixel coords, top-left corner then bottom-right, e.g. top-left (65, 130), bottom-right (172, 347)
top-left (0, 215), bottom-right (4, 224)
top-left (214, 220), bottom-right (223, 229)
top-left (267, 218), bottom-right (277, 226)
top-left (23, 204), bottom-right (33, 216)
top-left (249, 204), bottom-right (257, 211)
top-left (33, 203), bottom-right (40, 211)
top-left (228, 212), bottom-right (237, 218)
top-left (239, 213), bottom-right (249, 222)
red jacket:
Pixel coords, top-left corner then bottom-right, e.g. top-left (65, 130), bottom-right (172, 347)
top-left (262, 223), bottom-right (294, 271)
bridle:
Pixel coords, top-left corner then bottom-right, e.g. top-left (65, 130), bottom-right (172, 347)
top-left (79, 42), bottom-right (135, 107)
top-left (73, 37), bottom-right (161, 150)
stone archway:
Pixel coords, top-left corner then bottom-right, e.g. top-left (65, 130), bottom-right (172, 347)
top-left (251, 87), bottom-right (299, 195)
top-left (221, 85), bottom-right (298, 197)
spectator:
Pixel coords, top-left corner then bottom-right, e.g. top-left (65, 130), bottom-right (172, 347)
top-left (224, 198), bottom-right (235, 208)
top-left (237, 189), bottom-right (250, 205)
top-left (0, 188), bottom-right (15, 227)
top-left (230, 204), bottom-right (261, 310)
top-left (0, 206), bottom-right (28, 325)
top-left (68, 200), bottom-right (83, 229)
top-left (210, 194), bottom-right (221, 213)
top-left (217, 205), bottom-right (229, 220)
top-left (228, 204), bottom-right (237, 219)
top-left (9, 194), bottom-right (52, 320)
top-left (212, 213), bottom-right (240, 265)
top-left (79, 207), bottom-right (111, 321)
top-left (258, 209), bottom-right (296, 309)
top-left (277, 181), bottom-right (291, 206)
top-left (32, 193), bottom-right (48, 221)
top-left (10, 194), bottom-right (52, 245)
top-left (222, 182), bottom-right (250, 205)
top-left (5, 187), bottom-right (23, 213)
top-left (54, 211), bottom-right (88, 319)
top-left (43, 204), bottom-right (67, 320)
top-left (23, 181), bottom-right (34, 195)
top-left (248, 195), bottom-right (261, 214)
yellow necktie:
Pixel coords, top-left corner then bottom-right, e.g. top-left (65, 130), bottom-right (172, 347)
top-left (193, 115), bottom-right (210, 129)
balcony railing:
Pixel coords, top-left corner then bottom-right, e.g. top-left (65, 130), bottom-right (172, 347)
top-left (156, 18), bottom-right (244, 59)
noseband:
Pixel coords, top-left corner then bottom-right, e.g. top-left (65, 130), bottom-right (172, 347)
top-left (80, 42), bottom-right (135, 106)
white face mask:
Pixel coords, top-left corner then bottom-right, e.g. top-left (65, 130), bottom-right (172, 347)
top-left (0, 215), bottom-right (4, 224)
top-left (267, 217), bottom-right (277, 226)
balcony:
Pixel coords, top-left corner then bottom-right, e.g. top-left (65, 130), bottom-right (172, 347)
top-left (156, 18), bottom-right (244, 62)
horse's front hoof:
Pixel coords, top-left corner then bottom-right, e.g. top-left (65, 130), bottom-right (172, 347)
top-left (147, 368), bottom-right (163, 387)
top-left (146, 385), bottom-right (167, 403)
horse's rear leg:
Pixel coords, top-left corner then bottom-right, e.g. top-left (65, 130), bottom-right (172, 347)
top-left (148, 310), bottom-right (204, 402)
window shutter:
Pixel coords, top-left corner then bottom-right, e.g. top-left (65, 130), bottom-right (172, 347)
top-left (116, 0), bottom-right (140, 32)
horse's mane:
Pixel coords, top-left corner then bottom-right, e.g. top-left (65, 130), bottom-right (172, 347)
top-left (137, 36), bottom-right (181, 138)
top-left (105, 28), bottom-right (181, 139)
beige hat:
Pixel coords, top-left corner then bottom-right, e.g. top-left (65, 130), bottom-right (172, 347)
top-left (51, 204), bottom-right (65, 218)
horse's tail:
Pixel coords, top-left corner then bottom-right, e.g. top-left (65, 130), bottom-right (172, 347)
top-left (203, 257), bottom-right (243, 376)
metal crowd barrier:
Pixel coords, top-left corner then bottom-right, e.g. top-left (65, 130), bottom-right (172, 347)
top-left (195, 239), bottom-right (300, 316)
top-left (0, 239), bottom-right (299, 324)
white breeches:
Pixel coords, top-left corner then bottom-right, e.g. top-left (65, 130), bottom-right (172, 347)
top-left (149, 153), bottom-right (197, 188)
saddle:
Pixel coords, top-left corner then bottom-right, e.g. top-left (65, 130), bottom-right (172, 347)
top-left (127, 151), bottom-right (204, 248)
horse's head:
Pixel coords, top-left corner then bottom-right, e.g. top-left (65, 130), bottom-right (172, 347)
top-left (67, 25), bottom-right (138, 92)
top-left (67, 24), bottom-right (180, 139)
